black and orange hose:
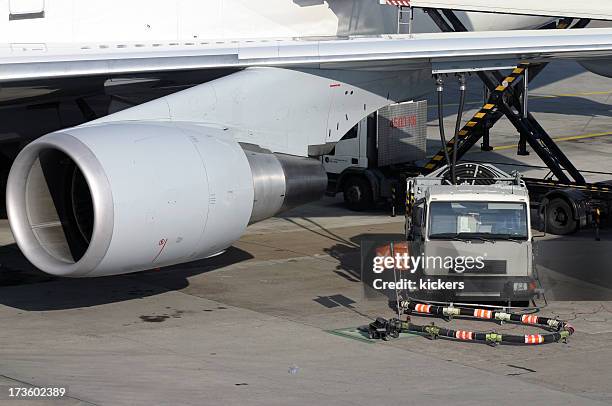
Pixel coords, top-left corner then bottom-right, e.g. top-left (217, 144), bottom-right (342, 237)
top-left (368, 300), bottom-right (575, 345)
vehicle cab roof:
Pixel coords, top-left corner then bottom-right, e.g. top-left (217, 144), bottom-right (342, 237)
top-left (425, 184), bottom-right (529, 203)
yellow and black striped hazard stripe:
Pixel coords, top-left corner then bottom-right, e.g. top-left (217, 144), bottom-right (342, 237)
top-left (405, 182), bottom-right (415, 215)
top-left (406, 192), bottom-right (415, 215)
top-left (423, 66), bottom-right (527, 172)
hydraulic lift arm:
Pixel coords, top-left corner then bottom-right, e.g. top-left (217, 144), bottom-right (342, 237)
top-left (423, 9), bottom-right (588, 184)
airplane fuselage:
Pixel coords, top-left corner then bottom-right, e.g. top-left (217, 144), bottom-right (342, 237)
top-left (1, 0), bottom-right (555, 43)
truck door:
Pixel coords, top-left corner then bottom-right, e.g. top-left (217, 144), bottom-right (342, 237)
top-left (322, 122), bottom-right (365, 175)
top-left (334, 124), bottom-right (360, 159)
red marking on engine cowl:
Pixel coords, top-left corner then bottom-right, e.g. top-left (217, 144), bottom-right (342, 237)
top-left (152, 238), bottom-right (168, 263)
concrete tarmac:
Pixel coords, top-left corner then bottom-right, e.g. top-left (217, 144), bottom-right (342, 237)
top-left (0, 61), bottom-right (612, 405)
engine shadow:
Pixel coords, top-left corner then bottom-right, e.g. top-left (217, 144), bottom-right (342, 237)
top-left (0, 244), bottom-right (253, 311)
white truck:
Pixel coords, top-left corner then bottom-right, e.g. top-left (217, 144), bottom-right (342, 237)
top-left (322, 101), bottom-right (427, 210)
top-left (405, 163), bottom-right (538, 301)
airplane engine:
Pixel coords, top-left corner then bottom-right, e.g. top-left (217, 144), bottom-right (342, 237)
top-left (6, 121), bottom-right (326, 277)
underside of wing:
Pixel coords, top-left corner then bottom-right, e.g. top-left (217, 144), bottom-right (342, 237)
top-left (1, 28), bottom-right (612, 84)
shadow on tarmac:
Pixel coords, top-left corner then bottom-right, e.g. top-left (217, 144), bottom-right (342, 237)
top-left (323, 233), bottom-right (404, 280)
top-left (0, 244), bottom-right (253, 311)
top-left (527, 95), bottom-right (612, 118)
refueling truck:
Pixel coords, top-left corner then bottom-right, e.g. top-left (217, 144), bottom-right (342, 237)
top-left (322, 100), bottom-right (427, 210)
top-left (405, 162), bottom-right (538, 301)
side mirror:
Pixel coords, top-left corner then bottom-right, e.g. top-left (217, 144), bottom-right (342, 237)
top-left (532, 204), bottom-right (547, 239)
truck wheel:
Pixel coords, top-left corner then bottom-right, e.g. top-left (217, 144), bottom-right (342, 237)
top-left (343, 177), bottom-right (374, 211)
top-left (545, 198), bottom-right (577, 235)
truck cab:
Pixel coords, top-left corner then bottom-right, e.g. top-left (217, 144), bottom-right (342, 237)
top-left (407, 163), bottom-right (538, 301)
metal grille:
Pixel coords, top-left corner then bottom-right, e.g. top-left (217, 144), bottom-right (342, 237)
top-left (377, 100), bottom-right (427, 167)
top-left (476, 260), bottom-right (507, 274)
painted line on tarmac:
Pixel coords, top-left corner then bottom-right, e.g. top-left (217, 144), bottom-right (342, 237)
top-left (531, 90), bottom-right (612, 99)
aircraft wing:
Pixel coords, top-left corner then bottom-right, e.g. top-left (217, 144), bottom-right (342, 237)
top-left (1, 28), bottom-right (612, 83)
top-left (408, 1), bottom-right (612, 20)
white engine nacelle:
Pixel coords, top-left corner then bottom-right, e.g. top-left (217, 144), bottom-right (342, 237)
top-left (6, 121), bottom-right (326, 277)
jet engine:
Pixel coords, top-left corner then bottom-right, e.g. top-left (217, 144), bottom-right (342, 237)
top-left (6, 121), bottom-right (326, 277)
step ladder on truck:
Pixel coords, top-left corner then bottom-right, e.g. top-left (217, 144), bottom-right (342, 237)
top-left (378, 0), bottom-right (414, 34)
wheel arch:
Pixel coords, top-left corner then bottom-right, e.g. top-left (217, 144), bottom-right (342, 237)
top-left (337, 168), bottom-right (382, 202)
top-left (540, 188), bottom-right (589, 230)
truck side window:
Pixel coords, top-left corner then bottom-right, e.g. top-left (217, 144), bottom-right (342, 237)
top-left (342, 124), bottom-right (358, 140)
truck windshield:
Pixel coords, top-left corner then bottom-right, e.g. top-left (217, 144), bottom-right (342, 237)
top-left (428, 201), bottom-right (528, 240)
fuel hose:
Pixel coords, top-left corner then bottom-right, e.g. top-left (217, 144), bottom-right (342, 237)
top-left (436, 76), bottom-right (452, 179)
top-left (452, 74), bottom-right (467, 185)
top-left (368, 300), bottom-right (574, 345)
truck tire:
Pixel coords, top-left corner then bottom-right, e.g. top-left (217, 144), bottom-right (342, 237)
top-left (545, 197), bottom-right (578, 235)
top-left (343, 177), bottom-right (374, 211)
